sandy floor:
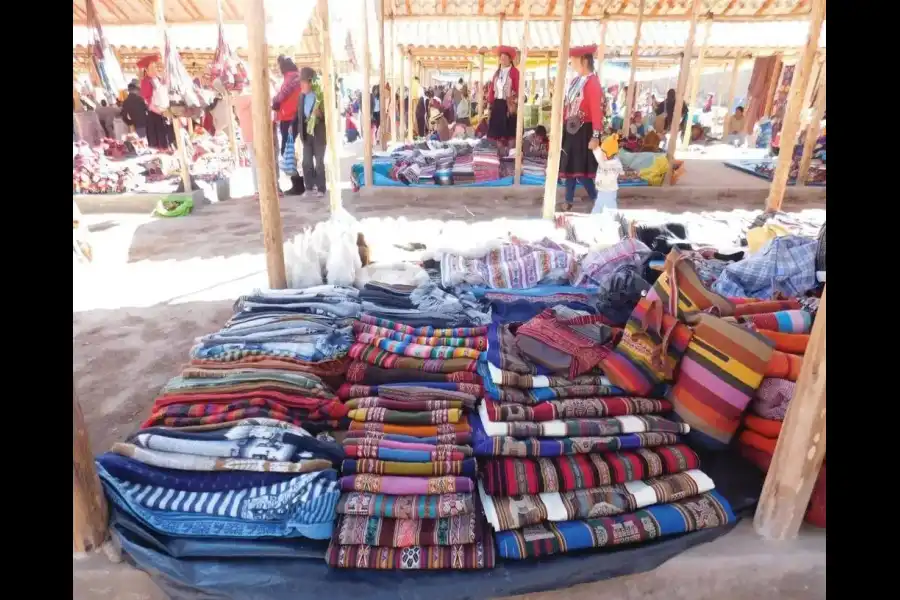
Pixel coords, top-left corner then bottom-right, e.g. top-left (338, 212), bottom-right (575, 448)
top-left (73, 140), bottom-right (825, 598)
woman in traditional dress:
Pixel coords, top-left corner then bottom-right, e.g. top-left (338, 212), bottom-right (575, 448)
top-left (559, 45), bottom-right (604, 212)
top-left (138, 54), bottom-right (175, 150)
top-left (486, 46), bottom-right (519, 150)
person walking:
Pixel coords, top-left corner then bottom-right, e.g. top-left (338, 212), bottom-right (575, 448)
top-left (297, 67), bottom-right (327, 198)
top-left (271, 55), bottom-right (305, 195)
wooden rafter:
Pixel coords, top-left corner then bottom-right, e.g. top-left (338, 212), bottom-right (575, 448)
top-left (547, 0), bottom-right (557, 16)
top-left (649, 0), bottom-right (663, 16)
top-left (181, 0), bottom-right (201, 21)
top-left (478, 0), bottom-right (486, 15)
top-left (223, 0), bottom-right (240, 20)
top-left (97, 0), bottom-right (131, 22)
top-left (755, 0), bottom-right (776, 16)
top-left (617, 0), bottom-right (631, 15)
top-left (791, 0), bottom-right (810, 14)
top-left (73, 2), bottom-right (88, 20)
top-left (722, 0), bottom-right (738, 14)
top-left (581, 0), bottom-right (594, 16)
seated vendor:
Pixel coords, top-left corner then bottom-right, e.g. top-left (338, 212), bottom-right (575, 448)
top-left (726, 106), bottom-right (747, 146)
top-left (527, 125), bottom-right (549, 157)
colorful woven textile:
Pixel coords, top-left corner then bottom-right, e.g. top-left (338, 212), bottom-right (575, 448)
top-left (743, 413), bottom-right (783, 438)
top-left (352, 321), bottom-right (488, 349)
top-left (765, 351), bottom-right (803, 381)
top-left (487, 323), bottom-right (551, 375)
top-left (485, 382), bottom-right (627, 405)
top-left (345, 397), bottom-right (468, 411)
top-left (737, 310), bottom-right (812, 334)
top-left (481, 444), bottom-right (701, 496)
top-left (345, 444), bottom-right (468, 463)
top-left (345, 363), bottom-right (481, 385)
top-left (372, 386), bottom-right (477, 408)
top-left (738, 429), bottom-right (777, 454)
top-left (343, 437), bottom-right (472, 456)
top-left (669, 314), bottom-right (774, 449)
top-left (99, 464), bottom-right (341, 540)
top-left (337, 492), bottom-right (475, 519)
top-left (494, 490), bottom-right (735, 559)
top-left (166, 370), bottom-right (336, 398)
top-left (342, 458), bottom-right (477, 477)
top-left (484, 362), bottom-right (612, 390)
top-left (480, 469), bottom-right (715, 531)
top-left (572, 238), bottom-right (651, 288)
top-left (471, 414), bottom-right (681, 457)
top-left (111, 442), bottom-right (335, 474)
top-left (483, 397), bottom-right (672, 422)
top-left (347, 421), bottom-right (471, 440)
top-left (355, 332), bottom-right (484, 360)
top-left (153, 387), bottom-right (342, 411)
top-left (342, 430), bottom-right (473, 445)
top-left (337, 382), bottom-right (484, 399)
top-left (349, 344), bottom-right (478, 372)
top-left (141, 397), bottom-right (346, 429)
top-left (334, 514), bottom-right (481, 547)
top-left (749, 378), bottom-right (795, 420)
top-left (712, 236), bottom-right (818, 299)
top-left (477, 402), bottom-right (688, 439)
top-left (602, 297), bottom-right (694, 397)
top-left (326, 537), bottom-right (495, 569)
top-left (359, 314), bottom-right (488, 338)
top-left (347, 407), bottom-right (462, 425)
top-left (187, 355), bottom-right (350, 378)
top-left (515, 307), bottom-right (619, 378)
top-left (439, 238), bottom-right (577, 290)
top-left (646, 249), bottom-right (735, 321)
top-left (732, 299), bottom-right (802, 317)
top-left (757, 330), bottom-right (809, 355)
top-left (339, 475), bottom-right (475, 495)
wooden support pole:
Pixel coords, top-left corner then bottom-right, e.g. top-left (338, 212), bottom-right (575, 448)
top-left (387, 17), bottom-right (396, 143)
top-left (529, 71), bottom-right (536, 104)
top-left (801, 54), bottom-right (823, 124)
top-left (754, 287), bottom-right (827, 540)
top-left (596, 20), bottom-right (607, 85)
top-left (541, 0), bottom-right (575, 219)
top-left (797, 60), bottom-right (826, 186)
top-left (477, 53), bottom-right (486, 120)
top-left (378, 0), bottom-right (387, 150)
top-left (663, 0), bottom-right (701, 185)
top-left (317, 0), bottom-right (342, 213)
top-left (765, 0), bottom-right (826, 212)
top-left (361, 0), bottom-right (374, 188)
top-left (513, 0), bottom-right (532, 186)
top-left (400, 50), bottom-right (408, 142)
top-left (681, 19), bottom-right (711, 147)
top-left (408, 54), bottom-right (415, 141)
top-left (723, 51), bottom-right (744, 136)
top-left (498, 13), bottom-right (505, 47)
top-left (73, 388), bottom-right (108, 552)
top-left (245, 0), bottom-right (286, 288)
top-left (622, 0), bottom-right (646, 132)
top-left (467, 63), bottom-right (473, 98)
top-left (216, 0), bottom-right (240, 167)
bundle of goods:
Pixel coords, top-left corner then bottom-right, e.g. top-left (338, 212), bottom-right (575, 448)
top-left (99, 138), bottom-right (130, 159)
top-left (73, 143), bottom-right (142, 194)
top-left (473, 139), bottom-right (501, 182)
top-left (95, 286), bottom-right (364, 555)
top-left (326, 282), bottom-right (495, 569)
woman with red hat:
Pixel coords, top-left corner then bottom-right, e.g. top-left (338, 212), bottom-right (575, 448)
top-left (486, 46), bottom-right (520, 149)
top-left (559, 45), bottom-right (604, 211)
top-left (138, 54), bottom-right (175, 150)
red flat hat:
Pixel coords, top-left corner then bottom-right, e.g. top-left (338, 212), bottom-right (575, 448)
top-left (496, 45), bottom-right (518, 61)
top-left (569, 45), bottom-right (598, 58)
top-left (136, 54), bottom-right (161, 69)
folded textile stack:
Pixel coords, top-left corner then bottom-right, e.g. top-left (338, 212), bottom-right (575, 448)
top-left (473, 306), bottom-right (733, 559)
top-left (440, 237), bottom-right (578, 289)
top-left (473, 141), bottom-right (500, 182)
top-left (452, 152), bottom-right (475, 185)
top-left (145, 286), bottom-right (362, 434)
top-left (96, 418), bottom-right (344, 547)
top-left (521, 155), bottom-right (547, 178)
top-left (732, 315), bottom-right (825, 528)
top-left (326, 296), bottom-right (495, 569)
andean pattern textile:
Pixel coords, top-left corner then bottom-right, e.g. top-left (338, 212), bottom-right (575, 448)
top-left (334, 514), bottom-right (482, 547)
top-left (336, 492), bottom-right (475, 519)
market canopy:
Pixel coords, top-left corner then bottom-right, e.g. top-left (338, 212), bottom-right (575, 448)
top-left (387, 0), bottom-right (815, 20)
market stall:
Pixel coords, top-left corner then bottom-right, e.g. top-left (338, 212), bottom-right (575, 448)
top-left (75, 2), bottom-right (828, 585)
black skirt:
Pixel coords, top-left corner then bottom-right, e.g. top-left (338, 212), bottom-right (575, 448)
top-left (560, 121), bottom-right (598, 179)
top-left (146, 111), bottom-right (175, 150)
top-left (487, 99), bottom-right (516, 141)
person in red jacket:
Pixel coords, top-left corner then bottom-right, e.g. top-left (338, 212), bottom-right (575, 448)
top-left (137, 54), bottom-right (175, 150)
top-left (560, 45), bottom-right (604, 211)
top-left (487, 45), bottom-right (519, 150)
top-left (272, 55), bottom-right (304, 195)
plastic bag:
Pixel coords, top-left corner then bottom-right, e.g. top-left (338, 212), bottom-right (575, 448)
top-left (325, 225), bottom-right (360, 286)
top-left (279, 132), bottom-right (296, 174)
top-left (287, 229), bottom-right (324, 289)
top-left (153, 195), bottom-right (193, 217)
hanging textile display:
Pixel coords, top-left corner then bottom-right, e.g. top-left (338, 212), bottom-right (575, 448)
top-left (770, 65), bottom-right (796, 147)
top-left (205, 25), bottom-right (248, 92)
top-left (163, 30), bottom-right (205, 115)
top-left (85, 0), bottom-right (127, 100)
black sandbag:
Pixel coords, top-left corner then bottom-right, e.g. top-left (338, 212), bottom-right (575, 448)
top-left (112, 450), bottom-right (763, 600)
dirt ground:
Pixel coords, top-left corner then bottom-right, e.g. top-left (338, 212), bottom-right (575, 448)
top-left (73, 143), bottom-right (826, 598)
